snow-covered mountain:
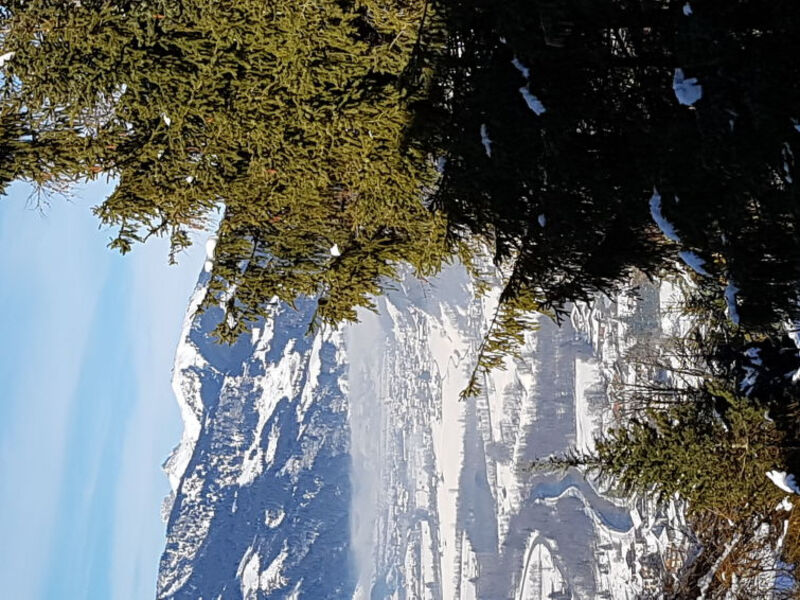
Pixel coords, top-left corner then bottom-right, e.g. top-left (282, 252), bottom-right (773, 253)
top-left (158, 273), bottom-right (353, 599)
top-left (158, 262), bottom-right (688, 599)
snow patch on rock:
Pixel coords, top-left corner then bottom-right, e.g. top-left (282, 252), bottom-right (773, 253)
top-left (162, 283), bottom-right (210, 493)
top-left (673, 68), bottom-right (702, 106)
top-left (520, 87), bottom-right (546, 115)
top-left (768, 470), bottom-right (800, 495)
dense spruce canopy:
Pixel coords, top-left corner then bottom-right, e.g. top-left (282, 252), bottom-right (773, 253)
top-left (593, 391), bottom-right (785, 516)
top-left (1, 0), bottom-right (800, 336)
top-left (0, 0), bottom-right (448, 339)
top-left (415, 0), bottom-right (800, 326)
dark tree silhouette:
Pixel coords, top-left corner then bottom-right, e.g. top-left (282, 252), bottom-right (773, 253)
top-left (412, 0), bottom-right (800, 327)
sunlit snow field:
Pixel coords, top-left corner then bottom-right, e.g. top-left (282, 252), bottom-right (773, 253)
top-left (159, 256), bottom-right (687, 599)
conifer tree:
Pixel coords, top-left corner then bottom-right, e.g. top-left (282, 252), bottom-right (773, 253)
top-left (566, 386), bottom-right (785, 519)
top-left (414, 0), bottom-right (800, 327)
top-left (0, 0), bottom-right (450, 338)
top-left (3, 0), bottom-right (800, 342)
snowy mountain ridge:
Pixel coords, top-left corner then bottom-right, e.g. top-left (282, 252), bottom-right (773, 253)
top-left (158, 262), bottom-right (688, 599)
top-left (158, 271), bottom-right (352, 599)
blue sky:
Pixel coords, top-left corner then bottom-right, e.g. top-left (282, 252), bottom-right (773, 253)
top-left (0, 180), bottom-right (208, 599)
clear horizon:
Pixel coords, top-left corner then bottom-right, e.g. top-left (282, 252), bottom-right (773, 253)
top-left (0, 180), bottom-right (208, 599)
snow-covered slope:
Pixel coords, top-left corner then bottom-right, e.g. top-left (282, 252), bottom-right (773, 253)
top-left (348, 265), bottom-right (688, 600)
top-left (158, 273), bottom-right (352, 599)
top-left (158, 264), bottom-right (686, 599)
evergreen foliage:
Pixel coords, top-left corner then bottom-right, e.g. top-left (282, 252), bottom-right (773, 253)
top-left (0, 0), bottom-right (449, 339)
top-left (461, 274), bottom-right (546, 399)
top-left (415, 0), bottom-right (671, 316)
top-left (592, 391), bottom-right (785, 518)
top-left (2, 0), bottom-right (800, 343)
top-left (414, 0), bottom-right (800, 327)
